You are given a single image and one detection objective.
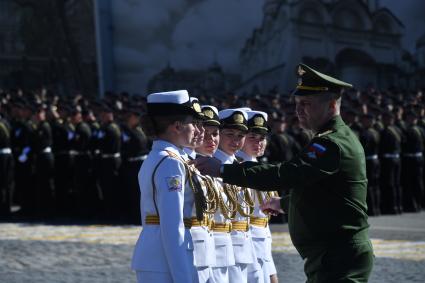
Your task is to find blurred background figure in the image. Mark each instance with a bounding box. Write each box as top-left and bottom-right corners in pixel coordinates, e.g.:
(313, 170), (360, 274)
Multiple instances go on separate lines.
(119, 108), (149, 224)
(359, 113), (381, 216)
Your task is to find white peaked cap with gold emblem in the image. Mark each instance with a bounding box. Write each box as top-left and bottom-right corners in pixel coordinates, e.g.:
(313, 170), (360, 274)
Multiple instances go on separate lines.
(147, 90), (189, 103)
(218, 108), (248, 131)
(202, 105), (219, 116)
(246, 110), (269, 134)
(247, 110), (268, 121)
(189, 97), (205, 119)
(201, 105), (220, 126)
(146, 90), (203, 118)
(235, 107), (252, 112)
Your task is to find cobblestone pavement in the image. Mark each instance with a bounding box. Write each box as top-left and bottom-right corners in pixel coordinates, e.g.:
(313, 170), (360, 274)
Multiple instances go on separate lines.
(1, 212), (424, 283)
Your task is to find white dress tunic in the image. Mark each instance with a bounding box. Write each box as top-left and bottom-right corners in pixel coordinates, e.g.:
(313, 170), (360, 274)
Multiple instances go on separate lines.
(182, 148), (217, 283)
(236, 150), (278, 283)
(132, 140), (197, 283)
(214, 149), (258, 283)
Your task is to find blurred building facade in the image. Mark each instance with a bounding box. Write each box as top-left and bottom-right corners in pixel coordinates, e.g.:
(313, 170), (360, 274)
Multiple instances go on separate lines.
(237, 0), (425, 94)
(416, 33), (425, 88)
(147, 62), (241, 97)
(0, 0), (97, 95)
(0, 0), (26, 87)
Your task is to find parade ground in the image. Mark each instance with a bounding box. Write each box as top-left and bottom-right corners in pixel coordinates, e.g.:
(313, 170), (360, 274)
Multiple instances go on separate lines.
(0, 212), (424, 283)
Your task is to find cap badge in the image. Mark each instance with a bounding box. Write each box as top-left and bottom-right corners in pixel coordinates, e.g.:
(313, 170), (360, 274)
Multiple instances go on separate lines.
(204, 109), (214, 119)
(233, 113), (244, 124)
(192, 102), (201, 113)
(254, 116), (264, 126)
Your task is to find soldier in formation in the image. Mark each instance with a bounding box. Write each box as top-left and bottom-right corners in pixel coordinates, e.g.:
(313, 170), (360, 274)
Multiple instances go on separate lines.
(0, 75), (424, 225)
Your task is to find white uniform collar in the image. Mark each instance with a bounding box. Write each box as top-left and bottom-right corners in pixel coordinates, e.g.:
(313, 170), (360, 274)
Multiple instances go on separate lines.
(183, 147), (197, 160)
(152, 140), (185, 157)
(214, 148), (236, 164)
(236, 150), (257, 162)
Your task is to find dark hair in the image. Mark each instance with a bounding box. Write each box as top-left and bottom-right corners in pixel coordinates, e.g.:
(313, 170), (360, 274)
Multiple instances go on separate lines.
(141, 114), (189, 138)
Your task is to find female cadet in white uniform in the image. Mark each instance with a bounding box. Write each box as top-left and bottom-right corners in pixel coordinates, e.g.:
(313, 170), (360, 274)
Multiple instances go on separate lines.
(183, 98), (216, 283)
(183, 97), (205, 160)
(131, 90), (205, 283)
(214, 109), (258, 283)
(194, 105), (235, 283)
(236, 110), (278, 283)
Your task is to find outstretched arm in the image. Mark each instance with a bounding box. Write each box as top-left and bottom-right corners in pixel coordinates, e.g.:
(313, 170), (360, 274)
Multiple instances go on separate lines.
(222, 138), (341, 192)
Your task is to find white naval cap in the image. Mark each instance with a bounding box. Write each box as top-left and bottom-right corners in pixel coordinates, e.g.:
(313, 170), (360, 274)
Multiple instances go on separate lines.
(189, 97), (204, 117)
(218, 108), (248, 131)
(236, 107), (252, 112)
(147, 90), (189, 104)
(247, 110), (268, 121)
(218, 108), (248, 120)
(201, 105), (220, 126)
(246, 110), (269, 134)
(146, 90), (202, 118)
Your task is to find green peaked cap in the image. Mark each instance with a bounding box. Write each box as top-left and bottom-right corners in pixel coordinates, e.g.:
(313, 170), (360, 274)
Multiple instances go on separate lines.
(293, 63), (353, 96)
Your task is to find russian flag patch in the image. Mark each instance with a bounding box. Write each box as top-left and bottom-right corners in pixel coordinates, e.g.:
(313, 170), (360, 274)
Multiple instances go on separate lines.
(307, 143), (327, 159)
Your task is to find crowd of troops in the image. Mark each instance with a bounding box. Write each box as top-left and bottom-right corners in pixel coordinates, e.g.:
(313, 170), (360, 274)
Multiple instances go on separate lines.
(0, 87), (424, 223)
(0, 89), (150, 222)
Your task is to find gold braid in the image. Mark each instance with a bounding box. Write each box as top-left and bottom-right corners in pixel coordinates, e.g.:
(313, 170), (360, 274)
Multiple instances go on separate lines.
(164, 150), (206, 221)
(200, 175), (219, 214)
(217, 182), (237, 220)
(237, 187), (255, 217)
(256, 190), (278, 205)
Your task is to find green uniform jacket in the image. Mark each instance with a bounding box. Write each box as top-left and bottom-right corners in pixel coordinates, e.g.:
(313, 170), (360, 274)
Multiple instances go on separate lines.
(222, 116), (371, 258)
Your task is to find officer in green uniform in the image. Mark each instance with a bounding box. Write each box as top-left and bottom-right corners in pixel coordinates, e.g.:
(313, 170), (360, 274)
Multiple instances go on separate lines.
(195, 63), (374, 283)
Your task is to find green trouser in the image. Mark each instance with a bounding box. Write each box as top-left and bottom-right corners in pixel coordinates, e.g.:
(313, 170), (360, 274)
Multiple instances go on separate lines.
(304, 241), (374, 283)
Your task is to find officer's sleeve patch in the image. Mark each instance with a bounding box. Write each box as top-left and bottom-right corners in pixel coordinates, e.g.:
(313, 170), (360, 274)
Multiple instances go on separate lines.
(166, 175), (183, 192)
(306, 143), (327, 159)
(301, 138), (340, 173)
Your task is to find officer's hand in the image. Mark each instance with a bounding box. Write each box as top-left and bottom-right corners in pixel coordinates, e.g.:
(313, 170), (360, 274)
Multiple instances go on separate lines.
(260, 196), (284, 216)
(190, 156), (221, 177)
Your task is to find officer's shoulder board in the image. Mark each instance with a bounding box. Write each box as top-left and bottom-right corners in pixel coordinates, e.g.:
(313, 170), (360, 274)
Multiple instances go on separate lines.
(316, 129), (335, 138)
